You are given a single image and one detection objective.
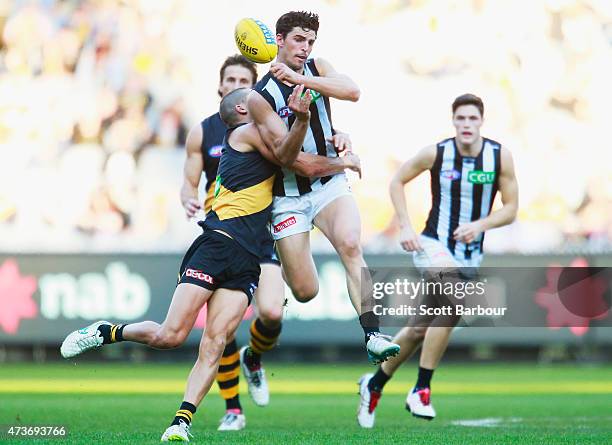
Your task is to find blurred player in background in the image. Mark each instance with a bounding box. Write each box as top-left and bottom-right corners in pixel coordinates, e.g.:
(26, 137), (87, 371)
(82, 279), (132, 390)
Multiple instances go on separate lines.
(248, 10), (400, 364)
(357, 94), (519, 427)
(181, 55), (361, 431)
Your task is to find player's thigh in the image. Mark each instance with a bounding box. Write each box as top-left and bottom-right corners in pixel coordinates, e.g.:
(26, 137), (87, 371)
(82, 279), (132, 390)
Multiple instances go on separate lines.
(276, 232), (318, 290)
(162, 283), (213, 336)
(313, 194), (362, 253)
(205, 288), (250, 339)
(255, 263), (285, 320)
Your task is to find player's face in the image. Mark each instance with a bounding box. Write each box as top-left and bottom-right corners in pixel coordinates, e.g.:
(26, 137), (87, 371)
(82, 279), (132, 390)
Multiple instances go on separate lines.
(219, 65), (255, 98)
(277, 27), (316, 71)
(453, 105), (483, 145)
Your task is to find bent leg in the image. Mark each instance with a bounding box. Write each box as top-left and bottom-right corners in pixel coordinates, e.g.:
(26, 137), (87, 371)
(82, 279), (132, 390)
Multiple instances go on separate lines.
(381, 326), (427, 376)
(276, 233), (319, 302)
(122, 283), (212, 349)
(314, 195), (366, 313)
(254, 263), (285, 328)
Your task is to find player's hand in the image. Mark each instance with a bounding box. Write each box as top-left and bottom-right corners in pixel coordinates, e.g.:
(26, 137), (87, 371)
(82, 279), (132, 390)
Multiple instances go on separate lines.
(341, 152), (361, 178)
(399, 226), (423, 252)
(271, 62), (304, 85)
(182, 198), (201, 218)
(288, 84), (311, 121)
(453, 221), (484, 244)
(327, 131), (352, 153)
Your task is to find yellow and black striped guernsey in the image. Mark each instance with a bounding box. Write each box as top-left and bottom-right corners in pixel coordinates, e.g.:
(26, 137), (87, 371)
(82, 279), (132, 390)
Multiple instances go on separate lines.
(202, 126), (278, 259)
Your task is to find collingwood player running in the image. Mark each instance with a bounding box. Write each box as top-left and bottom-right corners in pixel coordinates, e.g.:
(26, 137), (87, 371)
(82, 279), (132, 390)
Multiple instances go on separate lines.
(357, 94), (519, 427)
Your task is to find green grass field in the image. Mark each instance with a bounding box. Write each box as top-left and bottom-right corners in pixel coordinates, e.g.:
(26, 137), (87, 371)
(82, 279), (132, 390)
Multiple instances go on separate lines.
(1, 362), (611, 444)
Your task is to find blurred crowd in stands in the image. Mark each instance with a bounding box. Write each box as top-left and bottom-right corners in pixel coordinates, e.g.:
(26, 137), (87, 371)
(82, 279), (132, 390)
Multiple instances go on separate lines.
(0, 0), (610, 253)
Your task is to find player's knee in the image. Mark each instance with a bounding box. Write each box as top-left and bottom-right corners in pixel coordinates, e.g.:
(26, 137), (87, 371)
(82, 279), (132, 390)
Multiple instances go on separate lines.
(200, 332), (227, 362)
(151, 327), (187, 349)
(258, 305), (283, 325)
(291, 282), (319, 302)
(336, 233), (363, 260)
(408, 326), (427, 341)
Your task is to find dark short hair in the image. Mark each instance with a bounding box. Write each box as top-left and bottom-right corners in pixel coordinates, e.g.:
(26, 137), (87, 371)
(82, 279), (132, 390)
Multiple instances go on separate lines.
(452, 94), (484, 117)
(219, 55), (257, 86)
(276, 11), (319, 38)
(219, 88), (250, 127)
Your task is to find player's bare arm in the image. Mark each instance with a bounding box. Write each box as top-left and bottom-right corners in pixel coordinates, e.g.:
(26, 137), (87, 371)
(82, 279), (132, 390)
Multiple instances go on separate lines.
(251, 126), (361, 178)
(260, 143), (361, 178)
(270, 58), (360, 101)
(247, 85), (311, 166)
(180, 123), (204, 218)
(389, 145), (437, 252)
(453, 146), (518, 243)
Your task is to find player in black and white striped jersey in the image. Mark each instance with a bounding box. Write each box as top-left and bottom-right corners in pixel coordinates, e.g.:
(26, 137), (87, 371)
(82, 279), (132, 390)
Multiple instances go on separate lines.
(357, 94), (519, 427)
(249, 11), (400, 364)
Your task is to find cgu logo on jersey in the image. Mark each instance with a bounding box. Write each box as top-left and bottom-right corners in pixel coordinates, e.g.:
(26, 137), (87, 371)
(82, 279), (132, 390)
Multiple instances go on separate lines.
(441, 169), (461, 180)
(468, 170), (496, 184)
(208, 145), (223, 158)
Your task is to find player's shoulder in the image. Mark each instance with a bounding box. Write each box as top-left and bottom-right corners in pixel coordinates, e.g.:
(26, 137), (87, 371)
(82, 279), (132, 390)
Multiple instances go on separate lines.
(422, 143), (438, 158)
(483, 137), (503, 150)
(483, 137), (513, 159)
(435, 137), (455, 148)
(253, 71), (274, 93)
(308, 58), (323, 75)
(248, 79), (276, 112)
(231, 122), (260, 144)
(202, 111), (222, 128)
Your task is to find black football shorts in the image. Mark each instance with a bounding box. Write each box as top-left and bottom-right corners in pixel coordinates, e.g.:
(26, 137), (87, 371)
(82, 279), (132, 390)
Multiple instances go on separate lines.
(178, 229), (260, 304)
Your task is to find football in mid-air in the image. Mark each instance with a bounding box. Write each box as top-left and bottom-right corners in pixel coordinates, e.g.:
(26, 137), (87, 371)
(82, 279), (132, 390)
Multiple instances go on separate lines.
(234, 18), (278, 63)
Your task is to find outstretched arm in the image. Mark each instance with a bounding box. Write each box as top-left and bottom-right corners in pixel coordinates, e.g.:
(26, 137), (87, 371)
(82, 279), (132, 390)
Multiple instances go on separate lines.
(389, 145), (436, 252)
(292, 152), (361, 178)
(270, 58), (360, 102)
(180, 123), (204, 218)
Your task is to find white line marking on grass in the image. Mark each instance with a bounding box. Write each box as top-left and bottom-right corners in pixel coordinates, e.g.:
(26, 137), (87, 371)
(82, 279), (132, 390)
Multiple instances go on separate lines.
(451, 417), (522, 427)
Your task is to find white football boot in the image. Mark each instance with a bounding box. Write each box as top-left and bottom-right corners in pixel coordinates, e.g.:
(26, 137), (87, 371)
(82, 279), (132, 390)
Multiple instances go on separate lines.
(406, 387), (436, 420)
(366, 333), (400, 364)
(217, 412), (246, 431)
(240, 346), (269, 406)
(356, 373), (381, 428)
(60, 320), (109, 358)
(160, 420), (192, 442)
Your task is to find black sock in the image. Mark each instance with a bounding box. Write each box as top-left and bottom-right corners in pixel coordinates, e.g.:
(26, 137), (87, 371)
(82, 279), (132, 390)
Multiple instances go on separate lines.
(247, 318), (282, 369)
(415, 366), (434, 390)
(244, 346), (261, 369)
(225, 396), (242, 412)
(98, 324), (127, 344)
(359, 311), (380, 343)
(171, 401), (196, 426)
(368, 367), (391, 393)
